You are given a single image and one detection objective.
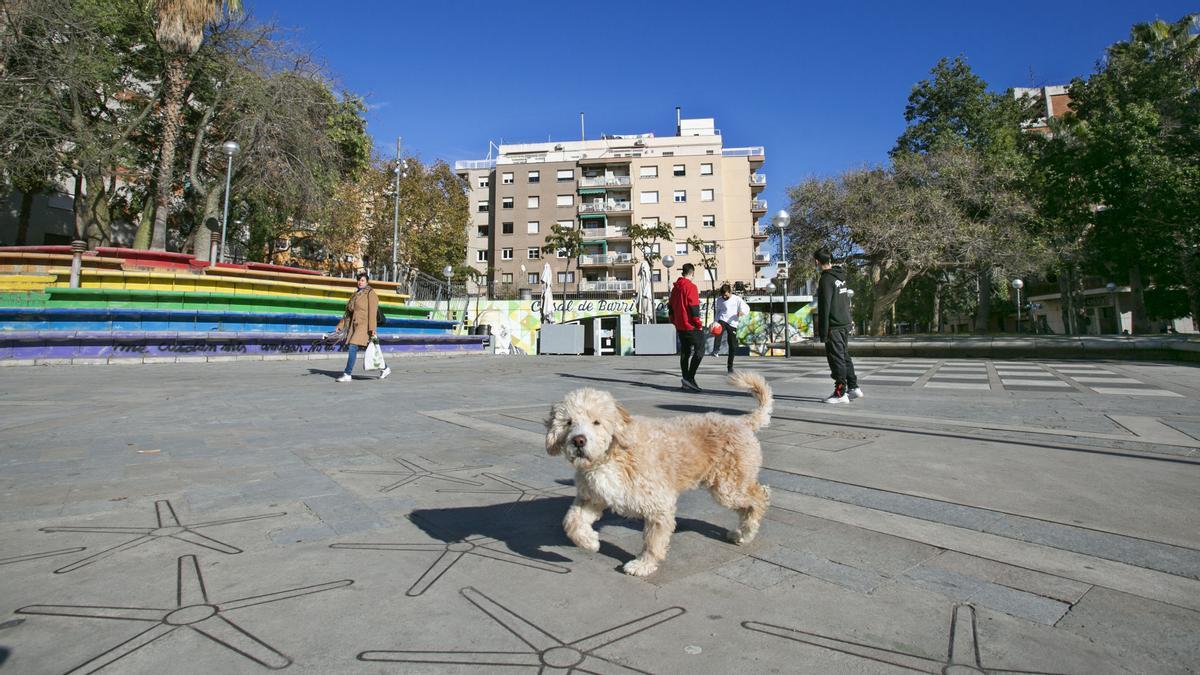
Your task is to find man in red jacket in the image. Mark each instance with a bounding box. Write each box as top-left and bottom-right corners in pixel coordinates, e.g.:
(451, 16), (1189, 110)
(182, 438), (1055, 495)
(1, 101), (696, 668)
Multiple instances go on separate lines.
(668, 263), (705, 391)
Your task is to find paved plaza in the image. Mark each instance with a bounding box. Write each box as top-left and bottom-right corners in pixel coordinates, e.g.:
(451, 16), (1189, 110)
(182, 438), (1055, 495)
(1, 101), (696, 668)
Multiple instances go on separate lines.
(1, 353), (1198, 674)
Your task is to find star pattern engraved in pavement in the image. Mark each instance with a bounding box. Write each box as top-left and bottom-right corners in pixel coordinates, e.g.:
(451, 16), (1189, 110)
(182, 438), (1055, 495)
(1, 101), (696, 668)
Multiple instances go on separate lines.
(330, 529), (569, 597)
(743, 603), (1064, 674)
(39, 499), (286, 574)
(436, 472), (574, 502)
(340, 456), (488, 493)
(0, 547), (87, 566)
(358, 586), (684, 673)
(17, 554), (353, 672)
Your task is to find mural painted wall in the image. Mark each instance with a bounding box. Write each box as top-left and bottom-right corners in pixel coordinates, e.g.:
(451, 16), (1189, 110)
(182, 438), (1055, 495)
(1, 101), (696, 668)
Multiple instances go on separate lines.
(409, 298), (813, 356)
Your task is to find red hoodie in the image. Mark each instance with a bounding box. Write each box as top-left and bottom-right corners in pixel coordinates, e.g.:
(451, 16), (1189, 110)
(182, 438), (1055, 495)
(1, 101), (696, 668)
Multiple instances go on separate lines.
(668, 276), (703, 332)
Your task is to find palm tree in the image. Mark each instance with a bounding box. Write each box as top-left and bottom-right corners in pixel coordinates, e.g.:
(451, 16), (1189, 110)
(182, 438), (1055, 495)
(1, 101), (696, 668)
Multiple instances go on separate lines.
(145, 0), (241, 250)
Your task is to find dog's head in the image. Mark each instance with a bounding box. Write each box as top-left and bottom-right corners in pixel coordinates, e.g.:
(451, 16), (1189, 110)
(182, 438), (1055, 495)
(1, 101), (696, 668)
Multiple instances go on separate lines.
(544, 388), (632, 469)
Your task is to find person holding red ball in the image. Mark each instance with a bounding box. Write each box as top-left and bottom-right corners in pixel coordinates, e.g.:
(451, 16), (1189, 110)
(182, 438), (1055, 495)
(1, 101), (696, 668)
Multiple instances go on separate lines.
(712, 283), (749, 373)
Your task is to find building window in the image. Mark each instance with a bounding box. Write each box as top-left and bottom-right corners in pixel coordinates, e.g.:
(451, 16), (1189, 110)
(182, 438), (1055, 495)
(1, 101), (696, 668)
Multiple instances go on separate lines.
(641, 216), (659, 228)
(700, 163), (713, 175)
(675, 242), (689, 255)
(502, 222), (514, 234)
(557, 271), (576, 283)
(528, 247), (541, 259)
(557, 168), (574, 181)
(527, 196), (539, 208)
(702, 215), (715, 228)
(477, 200), (489, 213)
(477, 225), (489, 237)
(501, 247), (513, 260)
(476, 250), (488, 262)
(702, 241), (716, 254)
(528, 170), (540, 183)
(478, 176), (490, 188)
(640, 191), (658, 204)
(556, 194), (573, 207)
(673, 190), (686, 203)
(501, 273), (513, 284)
(652, 269), (662, 282)
(527, 221), (539, 234)
(673, 164), (685, 177)
(528, 273), (540, 284)
(705, 267), (717, 282)
(556, 219), (574, 230)
(674, 215), (687, 228)
(502, 172), (514, 185)
(701, 189), (714, 202)
(650, 243), (661, 255)
(556, 248), (568, 258)
(502, 196), (513, 209)
(639, 165), (658, 178)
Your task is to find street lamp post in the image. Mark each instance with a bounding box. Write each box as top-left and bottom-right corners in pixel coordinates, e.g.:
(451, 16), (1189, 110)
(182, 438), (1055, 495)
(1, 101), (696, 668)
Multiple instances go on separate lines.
(1105, 282), (1121, 334)
(846, 288), (856, 335)
(773, 210), (791, 358)
(1011, 278), (1024, 334)
(392, 138), (404, 282)
(766, 281), (777, 347)
(217, 140), (240, 264)
(661, 255), (675, 323)
(443, 265), (454, 323)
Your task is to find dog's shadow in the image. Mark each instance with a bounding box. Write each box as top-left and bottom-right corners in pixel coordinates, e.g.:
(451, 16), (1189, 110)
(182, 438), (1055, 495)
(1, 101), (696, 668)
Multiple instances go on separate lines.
(408, 495), (733, 570)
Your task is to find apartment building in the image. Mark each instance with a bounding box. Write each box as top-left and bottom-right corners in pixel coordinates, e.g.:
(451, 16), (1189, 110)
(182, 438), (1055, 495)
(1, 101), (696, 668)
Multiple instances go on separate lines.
(1014, 85), (1073, 135)
(455, 116), (768, 299)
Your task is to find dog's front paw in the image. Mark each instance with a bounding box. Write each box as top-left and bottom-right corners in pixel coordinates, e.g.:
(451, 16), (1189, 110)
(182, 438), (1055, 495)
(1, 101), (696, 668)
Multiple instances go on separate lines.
(568, 530), (600, 552)
(727, 529), (746, 545)
(622, 558), (659, 577)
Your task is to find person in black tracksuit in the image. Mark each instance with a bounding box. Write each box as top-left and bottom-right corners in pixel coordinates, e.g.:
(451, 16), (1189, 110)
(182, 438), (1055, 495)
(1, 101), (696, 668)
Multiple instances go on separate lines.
(814, 247), (862, 404)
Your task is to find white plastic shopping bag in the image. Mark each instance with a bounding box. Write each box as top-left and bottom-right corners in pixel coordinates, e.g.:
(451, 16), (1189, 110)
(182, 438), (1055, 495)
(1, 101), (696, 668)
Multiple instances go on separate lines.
(364, 339), (386, 371)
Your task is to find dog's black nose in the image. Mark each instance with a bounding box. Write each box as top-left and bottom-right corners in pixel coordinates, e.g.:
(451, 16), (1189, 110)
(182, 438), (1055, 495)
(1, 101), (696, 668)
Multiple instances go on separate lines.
(571, 435), (586, 448)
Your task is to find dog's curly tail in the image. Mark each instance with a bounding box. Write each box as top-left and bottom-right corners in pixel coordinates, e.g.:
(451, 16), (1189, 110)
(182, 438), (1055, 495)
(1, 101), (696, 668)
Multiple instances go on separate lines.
(728, 371), (773, 430)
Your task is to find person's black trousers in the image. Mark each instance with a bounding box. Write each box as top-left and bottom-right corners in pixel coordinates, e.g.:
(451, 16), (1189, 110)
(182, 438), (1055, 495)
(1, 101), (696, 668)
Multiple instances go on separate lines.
(718, 320), (738, 370)
(824, 326), (858, 388)
(678, 329), (705, 382)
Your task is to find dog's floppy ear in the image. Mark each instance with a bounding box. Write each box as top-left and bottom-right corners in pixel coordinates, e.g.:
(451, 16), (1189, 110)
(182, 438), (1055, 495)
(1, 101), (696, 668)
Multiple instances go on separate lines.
(544, 403), (567, 456)
(611, 403), (634, 448)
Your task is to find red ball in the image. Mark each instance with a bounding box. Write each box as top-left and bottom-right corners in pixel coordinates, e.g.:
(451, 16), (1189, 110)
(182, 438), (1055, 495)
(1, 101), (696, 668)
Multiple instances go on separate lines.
(710, 323), (723, 336)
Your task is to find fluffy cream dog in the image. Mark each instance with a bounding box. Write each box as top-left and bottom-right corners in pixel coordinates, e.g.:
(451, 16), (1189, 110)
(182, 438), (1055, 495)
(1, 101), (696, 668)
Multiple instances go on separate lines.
(544, 372), (772, 576)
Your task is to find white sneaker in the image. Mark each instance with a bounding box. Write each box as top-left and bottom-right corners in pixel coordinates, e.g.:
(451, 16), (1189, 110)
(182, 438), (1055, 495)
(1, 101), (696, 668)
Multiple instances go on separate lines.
(335, 374), (352, 383)
(848, 387), (864, 400)
(379, 367), (391, 380)
(822, 388), (849, 404)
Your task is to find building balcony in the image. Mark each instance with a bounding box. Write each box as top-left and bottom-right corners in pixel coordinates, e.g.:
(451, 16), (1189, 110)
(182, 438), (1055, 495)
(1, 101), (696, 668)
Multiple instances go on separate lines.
(751, 199), (768, 213)
(753, 253), (771, 266)
(578, 252), (635, 267)
(749, 173), (766, 192)
(580, 225), (631, 239)
(579, 175), (632, 188)
(579, 200), (632, 214)
(751, 225), (769, 241)
(578, 279), (635, 292)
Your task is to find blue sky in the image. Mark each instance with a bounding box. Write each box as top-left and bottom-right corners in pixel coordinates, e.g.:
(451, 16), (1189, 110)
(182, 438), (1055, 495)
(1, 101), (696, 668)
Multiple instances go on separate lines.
(247, 1), (1196, 218)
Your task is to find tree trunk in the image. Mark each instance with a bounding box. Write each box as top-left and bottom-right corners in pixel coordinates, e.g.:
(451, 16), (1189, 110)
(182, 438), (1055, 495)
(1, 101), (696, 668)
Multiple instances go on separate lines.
(15, 189), (34, 245)
(869, 267), (915, 337)
(931, 279), (942, 333)
(72, 173), (87, 241)
(974, 268), (993, 333)
(1127, 265), (1151, 334)
(150, 55), (188, 251)
(192, 190), (222, 262)
(132, 198), (154, 250)
(1057, 269), (1075, 336)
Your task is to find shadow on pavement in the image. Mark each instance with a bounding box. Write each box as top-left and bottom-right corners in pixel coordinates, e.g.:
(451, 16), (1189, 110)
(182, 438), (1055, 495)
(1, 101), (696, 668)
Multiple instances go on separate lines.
(409, 496), (732, 569)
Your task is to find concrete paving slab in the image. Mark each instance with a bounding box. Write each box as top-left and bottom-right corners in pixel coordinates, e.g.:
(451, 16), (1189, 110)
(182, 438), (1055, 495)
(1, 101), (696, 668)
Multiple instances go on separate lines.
(0, 355), (1197, 673)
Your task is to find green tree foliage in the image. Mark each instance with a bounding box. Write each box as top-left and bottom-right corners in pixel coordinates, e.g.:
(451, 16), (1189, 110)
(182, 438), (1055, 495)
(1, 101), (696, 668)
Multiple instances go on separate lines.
(1048, 14), (1200, 326)
(789, 148), (1041, 335)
